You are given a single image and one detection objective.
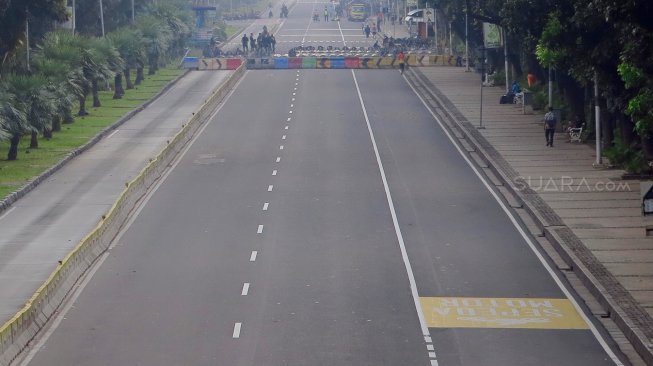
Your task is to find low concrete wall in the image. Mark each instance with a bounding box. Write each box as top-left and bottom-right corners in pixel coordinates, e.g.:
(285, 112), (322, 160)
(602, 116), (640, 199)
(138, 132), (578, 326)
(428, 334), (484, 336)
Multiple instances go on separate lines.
(0, 64), (246, 366)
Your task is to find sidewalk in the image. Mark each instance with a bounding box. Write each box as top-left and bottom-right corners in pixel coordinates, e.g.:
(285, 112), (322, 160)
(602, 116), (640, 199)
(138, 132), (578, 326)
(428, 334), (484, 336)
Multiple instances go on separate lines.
(408, 66), (653, 364)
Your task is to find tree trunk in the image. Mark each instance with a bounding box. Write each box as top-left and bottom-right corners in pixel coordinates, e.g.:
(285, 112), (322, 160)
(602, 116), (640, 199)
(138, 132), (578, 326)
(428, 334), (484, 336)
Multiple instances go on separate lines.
(52, 116), (62, 132)
(125, 68), (134, 89)
(135, 67), (144, 85)
(113, 73), (124, 99)
(78, 96), (89, 116)
(64, 107), (75, 123)
(30, 130), (38, 149)
(620, 113), (637, 146)
(600, 98), (614, 149)
(44, 126), (53, 139)
(8, 134), (20, 160)
(148, 62), (156, 75)
(92, 79), (101, 108)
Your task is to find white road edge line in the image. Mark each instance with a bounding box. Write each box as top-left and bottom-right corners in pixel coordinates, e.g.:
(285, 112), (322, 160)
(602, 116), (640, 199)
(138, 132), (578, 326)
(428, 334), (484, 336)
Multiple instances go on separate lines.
(107, 129), (120, 139)
(0, 207), (16, 222)
(405, 75), (624, 366)
(250, 251), (258, 261)
(17, 70), (251, 366)
(351, 69), (433, 346)
(233, 322), (242, 338)
(241, 283), (250, 296)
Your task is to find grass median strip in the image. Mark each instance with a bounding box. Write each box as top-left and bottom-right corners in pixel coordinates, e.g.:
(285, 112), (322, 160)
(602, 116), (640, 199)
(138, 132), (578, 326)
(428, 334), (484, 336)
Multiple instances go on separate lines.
(0, 66), (185, 199)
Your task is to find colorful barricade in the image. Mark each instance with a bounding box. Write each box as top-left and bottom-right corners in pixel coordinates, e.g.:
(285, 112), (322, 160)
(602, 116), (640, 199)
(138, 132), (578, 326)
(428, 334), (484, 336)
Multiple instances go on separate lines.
(182, 57), (199, 69)
(316, 57), (331, 69)
(359, 57), (379, 69)
(247, 58), (273, 69)
(345, 57), (359, 69)
(240, 55), (458, 70)
(288, 57), (303, 69)
(196, 58), (242, 70)
(330, 57), (345, 69)
(302, 57), (317, 69)
(376, 57), (396, 68)
(274, 57), (289, 69)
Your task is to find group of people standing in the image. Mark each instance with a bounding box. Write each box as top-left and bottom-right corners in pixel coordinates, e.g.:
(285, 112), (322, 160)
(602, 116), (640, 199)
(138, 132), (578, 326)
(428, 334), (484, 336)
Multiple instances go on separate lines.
(241, 26), (276, 56)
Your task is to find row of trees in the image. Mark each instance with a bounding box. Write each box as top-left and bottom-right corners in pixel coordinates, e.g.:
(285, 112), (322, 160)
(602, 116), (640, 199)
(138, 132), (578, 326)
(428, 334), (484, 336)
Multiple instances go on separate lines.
(0, 0), (194, 160)
(434, 0), (653, 172)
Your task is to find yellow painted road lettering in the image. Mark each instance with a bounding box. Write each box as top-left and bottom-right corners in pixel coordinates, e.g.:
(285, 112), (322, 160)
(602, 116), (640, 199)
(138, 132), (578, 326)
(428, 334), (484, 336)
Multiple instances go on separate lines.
(420, 297), (588, 329)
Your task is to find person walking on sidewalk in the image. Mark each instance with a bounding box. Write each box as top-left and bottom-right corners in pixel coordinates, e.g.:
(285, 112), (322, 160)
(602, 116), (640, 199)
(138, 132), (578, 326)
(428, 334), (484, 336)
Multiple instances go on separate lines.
(544, 107), (557, 147)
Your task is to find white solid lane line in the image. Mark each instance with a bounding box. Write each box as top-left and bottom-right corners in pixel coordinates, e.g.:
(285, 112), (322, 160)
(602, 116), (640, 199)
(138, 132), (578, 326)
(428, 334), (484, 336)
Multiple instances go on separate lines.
(241, 283), (250, 296)
(257, 225), (264, 234)
(263, 202), (269, 211)
(233, 323), (242, 338)
(250, 251), (258, 261)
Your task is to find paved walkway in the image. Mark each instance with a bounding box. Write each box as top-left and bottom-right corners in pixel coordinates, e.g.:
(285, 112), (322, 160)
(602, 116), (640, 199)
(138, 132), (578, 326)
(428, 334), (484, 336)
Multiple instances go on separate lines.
(411, 66), (653, 364)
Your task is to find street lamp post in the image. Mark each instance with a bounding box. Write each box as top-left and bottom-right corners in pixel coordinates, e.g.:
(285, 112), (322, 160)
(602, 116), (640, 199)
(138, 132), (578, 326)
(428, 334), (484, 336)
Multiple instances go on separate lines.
(99, 0), (105, 37)
(465, 8), (469, 71)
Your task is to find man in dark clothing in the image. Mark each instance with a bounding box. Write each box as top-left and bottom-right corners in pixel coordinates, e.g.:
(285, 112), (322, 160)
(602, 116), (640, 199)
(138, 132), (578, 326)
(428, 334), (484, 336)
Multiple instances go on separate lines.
(241, 34), (249, 53)
(364, 24), (371, 38)
(544, 107), (557, 147)
(249, 33), (256, 52)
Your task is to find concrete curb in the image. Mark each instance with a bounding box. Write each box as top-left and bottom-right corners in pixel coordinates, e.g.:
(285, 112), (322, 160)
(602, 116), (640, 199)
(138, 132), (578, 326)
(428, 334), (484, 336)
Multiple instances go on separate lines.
(406, 67), (653, 365)
(0, 65), (246, 366)
(0, 68), (191, 216)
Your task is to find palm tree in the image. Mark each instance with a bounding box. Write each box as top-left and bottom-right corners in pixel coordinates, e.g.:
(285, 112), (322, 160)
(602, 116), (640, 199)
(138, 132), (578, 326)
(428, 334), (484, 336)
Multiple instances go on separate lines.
(88, 37), (124, 103)
(0, 83), (29, 160)
(5, 74), (57, 149)
(109, 28), (145, 91)
(37, 31), (91, 117)
(137, 16), (172, 76)
(32, 57), (80, 133)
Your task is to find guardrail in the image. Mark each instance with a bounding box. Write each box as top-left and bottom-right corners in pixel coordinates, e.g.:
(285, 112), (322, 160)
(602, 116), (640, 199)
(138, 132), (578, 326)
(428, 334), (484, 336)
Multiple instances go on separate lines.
(0, 63), (246, 366)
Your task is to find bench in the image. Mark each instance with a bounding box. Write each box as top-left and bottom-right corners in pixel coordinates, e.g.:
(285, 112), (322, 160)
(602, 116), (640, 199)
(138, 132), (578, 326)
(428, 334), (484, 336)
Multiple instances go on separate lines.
(568, 126), (583, 142)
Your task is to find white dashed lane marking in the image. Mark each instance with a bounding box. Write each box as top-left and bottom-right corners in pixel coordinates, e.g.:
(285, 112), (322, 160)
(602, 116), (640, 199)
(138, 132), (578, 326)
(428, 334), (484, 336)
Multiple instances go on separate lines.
(233, 323), (242, 338)
(280, 145), (284, 150)
(263, 202), (269, 211)
(282, 135), (286, 140)
(276, 157), (281, 163)
(273, 170), (278, 175)
(250, 251), (258, 261)
(241, 283), (250, 296)
(257, 225), (264, 234)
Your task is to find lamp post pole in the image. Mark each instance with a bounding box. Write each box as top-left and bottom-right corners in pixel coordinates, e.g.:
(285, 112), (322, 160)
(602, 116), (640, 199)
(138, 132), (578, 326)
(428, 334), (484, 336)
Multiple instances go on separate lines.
(465, 8), (469, 71)
(99, 0), (105, 37)
(594, 72), (602, 166)
(131, 0), (135, 23)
